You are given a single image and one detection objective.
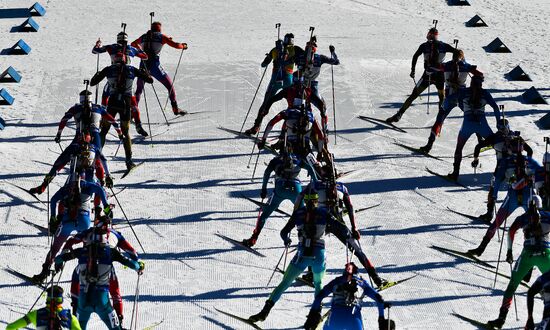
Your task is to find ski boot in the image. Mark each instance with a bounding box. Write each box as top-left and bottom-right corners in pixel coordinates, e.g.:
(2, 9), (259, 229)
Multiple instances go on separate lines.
(172, 104), (188, 116)
(447, 170), (459, 182)
(478, 210), (493, 223)
(31, 264), (50, 284)
(242, 235), (258, 248)
(468, 237), (490, 257)
(249, 299), (274, 323)
(244, 126), (259, 137)
(486, 307), (508, 329)
(385, 112), (402, 124)
(126, 160), (137, 171)
(136, 123), (149, 137)
(418, 142), (433, 154)
(301, 270), (314, 285)
(29, 175), (53, 195)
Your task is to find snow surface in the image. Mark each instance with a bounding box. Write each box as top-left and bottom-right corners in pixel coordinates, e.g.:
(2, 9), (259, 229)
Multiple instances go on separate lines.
(1, 0), (550, 329)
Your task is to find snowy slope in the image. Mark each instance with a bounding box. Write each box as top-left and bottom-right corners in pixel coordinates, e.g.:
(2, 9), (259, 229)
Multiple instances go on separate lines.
(1, 0), (550, 329)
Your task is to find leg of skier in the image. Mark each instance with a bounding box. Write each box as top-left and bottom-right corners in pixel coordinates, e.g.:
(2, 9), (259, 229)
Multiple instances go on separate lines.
(109, 271), (124, 322)
(70, 267), (80, 315)
(386, 75), (429, 123)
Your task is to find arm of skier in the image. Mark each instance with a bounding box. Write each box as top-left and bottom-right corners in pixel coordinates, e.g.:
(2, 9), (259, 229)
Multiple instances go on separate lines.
(320, 52), (339, 66)
(57, 106), (77, 136)
(473, 134), (494, 159)
(162, 34), (187, 49)
(523, 141), (534, 158)
(6, 310), (37, 330)
(312, 120), (325, 153)
(96, 149), (111, 177)
(127, 45), (148, 60)
(410, 45), (423, 75)
(484, 90), (501, 121)
(260, 112), (284, 142)
(82, 181), (109, 208)
(310, 278), (338, 311)
(358, 277), (386, 317)
(112, 229), (139, 260)
(136, 67), (154, 84)
(130, 36), (143, 50)
(112, 248), (142, 272)
(342, 185), (357, 231)
(310, 91), (327, 124)
(49, 188), (65, 219)
(262, 158), (277, 193)
(90, 67), (108, 86)
(100, 108), (122, 137)
(71, 314), (82, 329)
(261, 49), (274, 67)
(507, 216), (523, 252)
(280, 215), (296, 245)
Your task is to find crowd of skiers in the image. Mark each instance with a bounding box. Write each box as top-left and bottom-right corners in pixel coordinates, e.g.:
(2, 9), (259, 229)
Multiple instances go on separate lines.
(382, 24), (550, 329)
(6, 17), (550, 330)
(6, 19), (188, 330)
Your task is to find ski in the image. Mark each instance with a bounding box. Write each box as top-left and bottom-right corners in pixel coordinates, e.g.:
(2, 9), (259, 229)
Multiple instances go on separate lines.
(451, 313), (493, 329)
(336, 169), (357, 179)
(120, 162), (145, 180)
(4, 181), (47, 207)
(5, 267), (46, 289)
(133, 129), (169, 143)
(355, 203), (382, 214)
(377, 274), (418, 292)
(275, 267), (315, 287)
(21, 218), (48, 234)
(108, 186), (127, 198)
(470, 261), (530, 289)
(425, 167), (468, 189)
(240, 194), (291, 217)
(446, 207), (490, 225)
(214, 308), (263, 330)
(218, 126), (259, 141)
(142, 319), (164, 330)
(430, 245), (495, 269)
(465, 145), (494, 158)
(315, 310), (331, 330)
(215, 233), (266, 257)
(357, 116), (407, 133)
(393, 142), (444, 161)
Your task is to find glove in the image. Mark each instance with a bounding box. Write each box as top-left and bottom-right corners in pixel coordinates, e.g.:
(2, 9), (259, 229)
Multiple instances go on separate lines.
(54, 133), (61, 144)
(280, 232), (292, 247)
(378, 317), (396, 330)
(95, 38), (101, 48)
(54, 262), (63, 273)
(98, 177), (105, 187)
(118, 133), (124, 141)
(506, 249), (513, 264)
(260, 188), (267, 199)
(303, 309), (322, 330)
(105, 175), (114, 189)
(383, 301), (392, 309)
(138, 261), (145, 275)
(409, 70), (415, 79)
(104, 204), (114, 218)
(351, 228), (361, 240)
(181, 43), (188, 50)
(471, 158), (479, 168)
(329, 45), (335, 53)
(257, 139), (266, 150)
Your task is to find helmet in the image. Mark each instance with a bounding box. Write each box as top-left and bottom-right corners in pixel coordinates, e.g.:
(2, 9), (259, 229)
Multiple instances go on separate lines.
(497, 119), (510, 136)
(453, 49), (464, 62)
(79, 90), (92, 104)
(85, 216), (111, 246)
(45, 285), (64, 308)
(283, 33), (294, 46)
(117, 31), (128, 44)
(303, 187), (319, 209)
(470, 74), (484, 88)
(427, 27), (439, 40)
(151, 21), (162, 33)
(344, 262), (359, 275)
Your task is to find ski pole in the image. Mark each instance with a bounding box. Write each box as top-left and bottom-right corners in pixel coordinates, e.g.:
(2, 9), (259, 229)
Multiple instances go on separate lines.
(412, 77), (422, 100)
(493, 215), (509, 288)
(510, 263), (518, 321)
(95, 53), (100, 104)
(109, 188), (146, 253)
(143, 85), (153, 145)
(266, 246), (286, 288)
(150, 84), (170, 126)
(130, 274), (141, 330)
(330, 48), (337, 145)
(114, 139), (123, 158)
(387, 305), (391, 330)
(239, 66), (268, 133)
(251, 146), (262, 181)
(57, 141), (64, 153)
(282, 244), (289, 271)
(247, 130), (260, 168)
(162, 47), (185, 113)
